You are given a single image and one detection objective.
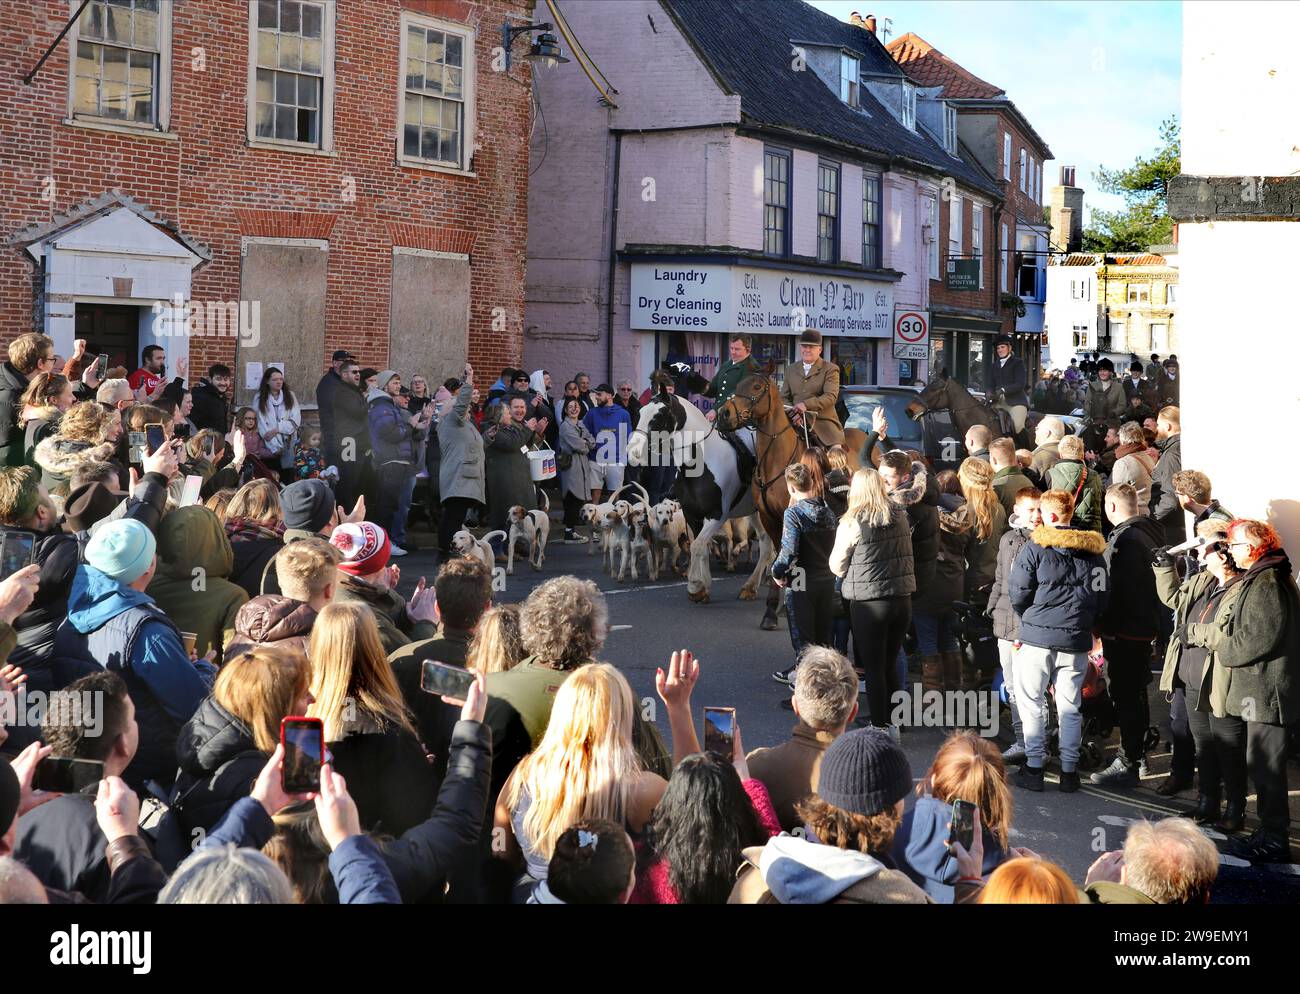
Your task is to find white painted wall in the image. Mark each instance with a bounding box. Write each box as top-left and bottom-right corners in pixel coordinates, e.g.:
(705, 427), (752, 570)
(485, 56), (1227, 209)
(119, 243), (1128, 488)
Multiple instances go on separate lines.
(1179, 2), (1300, 563)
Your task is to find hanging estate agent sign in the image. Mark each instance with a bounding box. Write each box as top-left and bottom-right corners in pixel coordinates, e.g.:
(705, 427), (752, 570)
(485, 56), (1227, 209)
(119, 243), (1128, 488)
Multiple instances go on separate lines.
(630, 263), (893, 337)
(945, 257), (980, 291)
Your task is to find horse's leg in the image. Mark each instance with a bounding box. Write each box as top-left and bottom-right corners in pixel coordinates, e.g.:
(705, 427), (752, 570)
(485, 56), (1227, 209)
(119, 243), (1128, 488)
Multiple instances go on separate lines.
(739, 523), (773, 601)
(687, 517), (721, 603)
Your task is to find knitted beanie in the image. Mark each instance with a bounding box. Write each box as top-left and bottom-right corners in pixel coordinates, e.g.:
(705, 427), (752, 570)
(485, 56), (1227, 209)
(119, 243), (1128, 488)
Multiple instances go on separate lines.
(815, 727), (912, 817)
(329, 522), (391, 577)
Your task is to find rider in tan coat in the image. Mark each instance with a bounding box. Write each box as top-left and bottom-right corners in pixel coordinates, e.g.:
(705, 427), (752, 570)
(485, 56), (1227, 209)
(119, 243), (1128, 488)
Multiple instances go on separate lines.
(780, 329), (844, 447)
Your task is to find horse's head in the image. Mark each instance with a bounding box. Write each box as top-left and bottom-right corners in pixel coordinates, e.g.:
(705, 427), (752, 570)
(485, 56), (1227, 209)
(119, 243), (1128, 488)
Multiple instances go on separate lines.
(907, 368), (951, 421)
(628, 385), (686, 467)
(716, 374), (776, 431)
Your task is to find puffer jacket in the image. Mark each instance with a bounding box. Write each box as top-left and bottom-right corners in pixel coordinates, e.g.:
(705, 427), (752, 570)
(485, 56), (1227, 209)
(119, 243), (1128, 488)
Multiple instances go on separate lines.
(1183, 551), (1300, 726)
(1046, 459), (1103, 533)
(1155, 564), (1241, 717)
(832, 504), (916, 602)
(34, 436), (116, 496)
(887, 461), (939, 597)
(913, 494), (970, 616)
(988, 519), (1032, 641)
(22, 406), (61, 466)
(224, 594), (318, 658)
(369, 391), (420, 466)
(147, 506), (248, 663)
(170, 695), (267, 836)
(0, 361), (30, 467)
(1008, 524), (1109, 652)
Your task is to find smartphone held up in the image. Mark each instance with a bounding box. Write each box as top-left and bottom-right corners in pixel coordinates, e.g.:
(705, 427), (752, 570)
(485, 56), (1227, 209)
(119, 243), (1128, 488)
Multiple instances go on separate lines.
(703, 706), (735, 760)
(280, 716), (324, 794)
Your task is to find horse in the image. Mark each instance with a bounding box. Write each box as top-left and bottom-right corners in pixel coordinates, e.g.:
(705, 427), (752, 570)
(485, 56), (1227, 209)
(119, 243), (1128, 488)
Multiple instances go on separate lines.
(713, 374), (869, 631)
(905, 370), (1033, 451)
(626, 387), (772, 606)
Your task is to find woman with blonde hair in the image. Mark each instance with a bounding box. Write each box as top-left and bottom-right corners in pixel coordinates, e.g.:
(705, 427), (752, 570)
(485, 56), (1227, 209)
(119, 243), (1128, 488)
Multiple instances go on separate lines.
(224, 478), (286, 597)
(467, 603), (526, 674)
(170, 647), (313, 840)
(33, 399), (117, 496)
(831, 468), (915, 731)
(893, 731), (1014, 901)
(979, 857), (1083, 904)
(494, 662), (667, 902)
(308, 601), (434, 835)
(19, 371), (75, 464)
(205, 487), (238, 521)
(956, 457), (1008, 625)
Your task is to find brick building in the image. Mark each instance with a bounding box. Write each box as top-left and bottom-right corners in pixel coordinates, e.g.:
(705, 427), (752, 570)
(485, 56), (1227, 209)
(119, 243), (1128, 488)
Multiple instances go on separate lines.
(1, 0), (532, 411)
(889, 31), (1053, 383)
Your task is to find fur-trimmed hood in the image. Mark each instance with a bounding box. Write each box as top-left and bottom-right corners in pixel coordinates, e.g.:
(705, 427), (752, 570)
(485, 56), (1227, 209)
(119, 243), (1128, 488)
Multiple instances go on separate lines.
(937, 493), (971, 534)
(1030, 524), (1106, 554)
(21, 404), (61, 426)
(889, 461), (935, 508)
(34, 436), (115, 478)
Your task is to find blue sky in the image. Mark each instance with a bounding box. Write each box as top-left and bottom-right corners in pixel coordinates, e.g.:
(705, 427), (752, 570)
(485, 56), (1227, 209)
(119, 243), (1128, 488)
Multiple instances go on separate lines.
(808, 0), (1181, 218)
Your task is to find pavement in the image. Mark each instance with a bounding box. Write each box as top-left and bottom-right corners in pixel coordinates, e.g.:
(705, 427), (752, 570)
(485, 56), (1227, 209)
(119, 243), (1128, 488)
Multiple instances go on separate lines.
(391, 519), (1300, 902)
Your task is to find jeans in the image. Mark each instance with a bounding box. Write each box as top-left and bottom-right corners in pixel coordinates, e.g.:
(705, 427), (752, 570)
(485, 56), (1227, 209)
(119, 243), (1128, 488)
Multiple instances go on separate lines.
(914, 611), (959, 655)
(373, 462), (414, 545)
(394, 468), (418, 546)
(1184, 684), (1246, 806)
(786, 581), (835, 663)
(1014, 644), (1088, 771)
(1102, 638), (1152, 764)
(1168, 684), (1196, 782)
(848, 596), (911, 728)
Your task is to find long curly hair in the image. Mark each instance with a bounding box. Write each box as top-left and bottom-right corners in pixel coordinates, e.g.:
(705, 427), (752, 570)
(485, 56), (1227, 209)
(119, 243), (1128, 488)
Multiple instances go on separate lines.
(795, 795), (903, 857)
(519, 576), (607, 669)
(644, 752), (767, 904)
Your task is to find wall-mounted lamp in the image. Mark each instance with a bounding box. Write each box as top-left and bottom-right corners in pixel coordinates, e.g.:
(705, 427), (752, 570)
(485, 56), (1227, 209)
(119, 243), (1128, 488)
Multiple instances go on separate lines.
(502, 21), (570, 70)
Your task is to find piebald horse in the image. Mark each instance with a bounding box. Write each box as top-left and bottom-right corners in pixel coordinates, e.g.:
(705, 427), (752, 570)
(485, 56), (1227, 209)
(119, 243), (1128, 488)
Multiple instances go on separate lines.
(714, 374), (870, 630)
(626, 387), (772, 605)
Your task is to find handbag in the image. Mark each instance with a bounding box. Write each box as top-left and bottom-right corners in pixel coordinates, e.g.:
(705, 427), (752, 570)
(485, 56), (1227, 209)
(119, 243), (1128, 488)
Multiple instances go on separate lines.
(557, 451), (573, 471)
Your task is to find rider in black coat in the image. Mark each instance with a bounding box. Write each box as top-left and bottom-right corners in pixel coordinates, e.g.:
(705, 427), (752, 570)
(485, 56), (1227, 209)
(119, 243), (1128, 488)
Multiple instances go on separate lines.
(985, 336), (1029, 409)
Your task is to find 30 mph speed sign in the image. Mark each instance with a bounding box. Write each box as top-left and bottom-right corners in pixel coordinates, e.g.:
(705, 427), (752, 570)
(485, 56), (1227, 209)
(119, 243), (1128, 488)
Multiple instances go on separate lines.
(893, 307), (930, 360)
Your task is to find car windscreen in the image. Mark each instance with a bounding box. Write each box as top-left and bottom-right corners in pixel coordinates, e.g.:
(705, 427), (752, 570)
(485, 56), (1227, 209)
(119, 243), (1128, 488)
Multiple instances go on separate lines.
(843, 392), (924, 447)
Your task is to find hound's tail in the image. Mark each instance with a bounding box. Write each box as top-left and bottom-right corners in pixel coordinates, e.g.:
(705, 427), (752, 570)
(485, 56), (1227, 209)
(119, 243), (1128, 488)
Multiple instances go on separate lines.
(481, 529), (507, 545)
(611, 479), (652, 507)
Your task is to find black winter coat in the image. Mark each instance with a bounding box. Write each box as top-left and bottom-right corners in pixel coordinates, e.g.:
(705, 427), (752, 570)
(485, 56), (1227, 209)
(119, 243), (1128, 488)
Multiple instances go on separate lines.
(1009, 525), (1110, 652)
(170, 695), (266, 836)
(14, 789), (112, 902)
(229, 535), (283, 599)
(0, 362), (30, 467)
(1148, 434), (1184, 545)
(328, 719), (438, 838)
(1097, 515), (1166, 640)
(378, 718), (493, 903)
(316, 370), (342, 449)
(888, 461), (940, 597)
(989, 525), (1031, 641)
(913, 494), (971, 616)
(190, 379), (231, 434)
(328, 379), (371, 464)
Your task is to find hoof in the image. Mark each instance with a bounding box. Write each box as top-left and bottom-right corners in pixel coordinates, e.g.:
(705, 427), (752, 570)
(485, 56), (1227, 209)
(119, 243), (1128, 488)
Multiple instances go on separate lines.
(687, 588), (710, 604)
(738, 586), (757, 601)
(759, 612), (779, 631)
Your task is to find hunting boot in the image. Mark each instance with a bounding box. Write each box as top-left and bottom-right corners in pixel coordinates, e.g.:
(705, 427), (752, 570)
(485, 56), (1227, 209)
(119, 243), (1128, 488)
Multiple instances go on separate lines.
(941, 650), (964, 692)
(921, 654), (943, 695)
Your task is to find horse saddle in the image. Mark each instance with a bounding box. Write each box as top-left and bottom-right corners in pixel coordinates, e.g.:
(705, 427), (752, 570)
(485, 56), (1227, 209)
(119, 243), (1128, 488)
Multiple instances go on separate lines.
(719, 429), (756, 483)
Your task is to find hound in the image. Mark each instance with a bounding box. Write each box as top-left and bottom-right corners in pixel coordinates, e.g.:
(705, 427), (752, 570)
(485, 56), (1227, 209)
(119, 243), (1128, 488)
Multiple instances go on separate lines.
(650, 499), (692, 576)
(507, 505), (550, 573)
(451, 528), (505, 570)
(625, 502), (658, 582)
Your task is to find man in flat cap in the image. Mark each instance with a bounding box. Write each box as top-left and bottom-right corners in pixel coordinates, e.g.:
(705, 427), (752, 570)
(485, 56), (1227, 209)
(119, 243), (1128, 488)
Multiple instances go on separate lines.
(780, 329), (843, 447)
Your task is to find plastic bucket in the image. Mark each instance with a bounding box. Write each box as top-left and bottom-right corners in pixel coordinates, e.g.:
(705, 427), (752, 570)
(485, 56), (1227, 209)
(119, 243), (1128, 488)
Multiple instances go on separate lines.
(528, 448), (556, 481)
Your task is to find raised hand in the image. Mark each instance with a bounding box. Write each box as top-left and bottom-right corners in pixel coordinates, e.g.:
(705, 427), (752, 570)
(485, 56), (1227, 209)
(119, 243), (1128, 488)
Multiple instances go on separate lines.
(0, 564), (41, 626)
(314, 763), (362, 851)
(655, 648), (700, 712)
(95, 776), (141, 843)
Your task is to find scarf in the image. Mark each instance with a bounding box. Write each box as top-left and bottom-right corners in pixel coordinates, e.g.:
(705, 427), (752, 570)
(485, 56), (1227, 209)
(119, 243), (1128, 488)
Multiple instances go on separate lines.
(225, 516), (286, 543)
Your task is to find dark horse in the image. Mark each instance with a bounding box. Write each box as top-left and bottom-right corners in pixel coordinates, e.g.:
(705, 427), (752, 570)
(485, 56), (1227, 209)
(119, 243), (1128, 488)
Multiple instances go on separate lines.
(905, 370), (1035, 451)
(715, 374), (869, 631)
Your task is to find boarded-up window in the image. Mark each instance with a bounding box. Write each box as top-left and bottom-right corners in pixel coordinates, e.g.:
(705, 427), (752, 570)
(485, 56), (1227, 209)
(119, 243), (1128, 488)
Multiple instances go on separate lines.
(389, 248), (469, 386)
(237, 239), (328, 406)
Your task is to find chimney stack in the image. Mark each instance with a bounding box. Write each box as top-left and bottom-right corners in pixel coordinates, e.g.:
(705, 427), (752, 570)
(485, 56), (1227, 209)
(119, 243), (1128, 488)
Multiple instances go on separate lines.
(849, 12), (878, 35)
(1049, 165), (1084, 254)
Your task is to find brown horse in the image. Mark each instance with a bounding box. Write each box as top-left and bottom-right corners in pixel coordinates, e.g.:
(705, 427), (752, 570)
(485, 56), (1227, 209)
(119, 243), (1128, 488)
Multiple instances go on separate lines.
(715, 374), (869, 630)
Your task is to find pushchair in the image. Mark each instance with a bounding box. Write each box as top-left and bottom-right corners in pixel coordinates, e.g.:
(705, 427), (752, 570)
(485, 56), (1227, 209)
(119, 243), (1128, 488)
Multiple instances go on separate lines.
(982, 634), (1118, 772)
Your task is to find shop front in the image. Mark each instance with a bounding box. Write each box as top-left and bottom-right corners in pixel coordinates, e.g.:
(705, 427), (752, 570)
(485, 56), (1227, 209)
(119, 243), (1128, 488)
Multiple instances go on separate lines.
(928, 313), (1004, 393)
(629, 256), (898, 410)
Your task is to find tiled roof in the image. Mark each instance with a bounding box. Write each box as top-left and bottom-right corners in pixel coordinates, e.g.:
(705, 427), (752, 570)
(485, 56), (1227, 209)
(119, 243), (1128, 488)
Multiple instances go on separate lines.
(661, 0), (1001, 197)
(886, 32), (1004, 99)
(1054, 253), (1168, 266)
